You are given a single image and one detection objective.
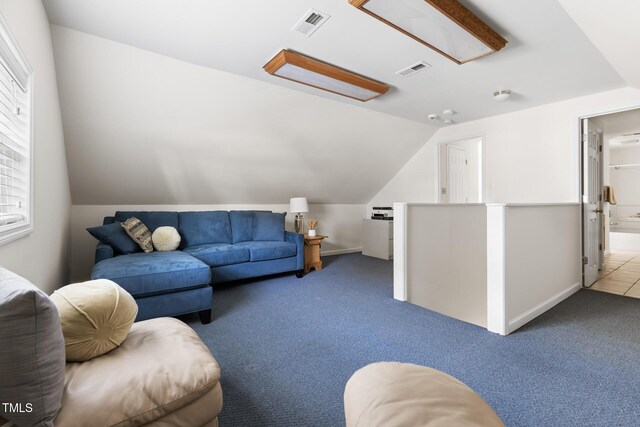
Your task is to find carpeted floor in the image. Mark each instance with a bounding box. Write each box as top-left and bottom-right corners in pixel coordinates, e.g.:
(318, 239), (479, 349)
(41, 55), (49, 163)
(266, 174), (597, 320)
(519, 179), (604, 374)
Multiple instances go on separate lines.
(185, 253), (640, 427)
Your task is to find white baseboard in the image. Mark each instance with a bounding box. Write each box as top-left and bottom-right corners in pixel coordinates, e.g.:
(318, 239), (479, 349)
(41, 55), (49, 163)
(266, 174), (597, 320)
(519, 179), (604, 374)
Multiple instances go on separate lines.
(322, 247), (362, 256)
(506, 282), (581, 334)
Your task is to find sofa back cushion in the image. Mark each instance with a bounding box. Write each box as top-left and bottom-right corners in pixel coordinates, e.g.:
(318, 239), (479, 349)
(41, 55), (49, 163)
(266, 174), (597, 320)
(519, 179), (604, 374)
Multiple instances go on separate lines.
(253, 212), (286, 241)
(179, 211), (232, 247)
(229, 210), (271, 243)
(0, 268), (65, 426)
(114, 211), (179, 233)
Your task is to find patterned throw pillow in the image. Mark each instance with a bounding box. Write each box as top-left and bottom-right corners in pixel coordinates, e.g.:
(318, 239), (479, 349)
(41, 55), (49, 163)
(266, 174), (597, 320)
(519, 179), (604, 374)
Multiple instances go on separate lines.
(122, 217), (154, 253)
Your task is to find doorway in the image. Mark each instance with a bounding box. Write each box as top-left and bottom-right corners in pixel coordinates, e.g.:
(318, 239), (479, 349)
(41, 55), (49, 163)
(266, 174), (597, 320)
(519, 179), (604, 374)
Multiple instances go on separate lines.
(437, 137), (483, 204)
(581, 107), (640, 298)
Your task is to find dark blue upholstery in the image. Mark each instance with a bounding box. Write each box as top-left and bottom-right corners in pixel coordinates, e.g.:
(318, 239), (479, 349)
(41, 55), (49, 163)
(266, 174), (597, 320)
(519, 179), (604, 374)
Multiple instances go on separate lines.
(114, 211), (178, 233)
(230, 211), (256, 243)
(95, 243), (114, 264)
(184, 243), (250, 267)
(86, 222), (140, 255)
(91, 251), (211, 298)
(178, 211), (232, 247)
(235, 241), (297, 262)
(253, 212), (286, 241)
(90, 211), (305, 323)
(212, 256), (299, 283)
(134, 286), (212, 321)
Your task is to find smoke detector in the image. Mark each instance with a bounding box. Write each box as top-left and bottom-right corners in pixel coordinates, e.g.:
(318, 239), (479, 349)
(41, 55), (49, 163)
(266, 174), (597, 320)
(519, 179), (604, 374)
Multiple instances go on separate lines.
(493, 89), (512, 102)
(291, 9), (330, 37)
(396, 61), (431, 77)
(427, 113), (440, 121)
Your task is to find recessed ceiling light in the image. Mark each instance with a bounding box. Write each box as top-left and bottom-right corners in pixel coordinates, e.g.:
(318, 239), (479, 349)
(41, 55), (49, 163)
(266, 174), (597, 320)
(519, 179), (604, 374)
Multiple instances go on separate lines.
(427, 113), (439, 121)
(443, 119), (455, 125)
(442, 109), (455, 116)
(493, 90), (512, 102)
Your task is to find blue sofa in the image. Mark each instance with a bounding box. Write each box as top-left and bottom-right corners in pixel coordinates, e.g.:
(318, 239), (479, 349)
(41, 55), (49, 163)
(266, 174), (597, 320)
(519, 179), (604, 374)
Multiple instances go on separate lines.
(90, 210), (304, 324)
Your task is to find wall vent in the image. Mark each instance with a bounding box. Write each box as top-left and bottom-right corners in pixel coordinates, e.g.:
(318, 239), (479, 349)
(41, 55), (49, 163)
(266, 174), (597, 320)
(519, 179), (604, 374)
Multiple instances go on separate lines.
(396, 61), (432, 77)
(291, 9), (330, 37)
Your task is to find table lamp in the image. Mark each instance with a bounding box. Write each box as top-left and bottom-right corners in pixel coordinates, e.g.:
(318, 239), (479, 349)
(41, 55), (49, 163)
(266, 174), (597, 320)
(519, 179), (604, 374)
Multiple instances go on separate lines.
(289, 197), (309, 234)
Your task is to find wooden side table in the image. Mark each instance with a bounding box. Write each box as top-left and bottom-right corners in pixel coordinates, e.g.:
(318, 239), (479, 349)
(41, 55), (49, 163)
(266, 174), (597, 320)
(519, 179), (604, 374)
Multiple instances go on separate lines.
(304, 234), (327, 273)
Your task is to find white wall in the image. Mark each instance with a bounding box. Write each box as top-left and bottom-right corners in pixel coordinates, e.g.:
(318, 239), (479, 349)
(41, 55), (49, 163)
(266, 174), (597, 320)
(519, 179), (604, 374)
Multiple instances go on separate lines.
(51, 25), (436, 206)
(369, 87), (640, 209)
(0, 0), (70, 293)
(402, 204), (487, 328)
(71, 204), (364, 282)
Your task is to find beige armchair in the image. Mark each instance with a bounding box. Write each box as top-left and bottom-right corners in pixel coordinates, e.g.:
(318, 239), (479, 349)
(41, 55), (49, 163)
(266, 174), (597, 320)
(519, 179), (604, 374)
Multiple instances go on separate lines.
(0, 268), (222, 427)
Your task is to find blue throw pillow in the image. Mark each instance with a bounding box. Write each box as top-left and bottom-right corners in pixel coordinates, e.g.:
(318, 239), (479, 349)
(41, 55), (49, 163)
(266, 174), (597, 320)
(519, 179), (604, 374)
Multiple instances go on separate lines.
(86, 222), (140, 255)
(253, 212), (286, 241)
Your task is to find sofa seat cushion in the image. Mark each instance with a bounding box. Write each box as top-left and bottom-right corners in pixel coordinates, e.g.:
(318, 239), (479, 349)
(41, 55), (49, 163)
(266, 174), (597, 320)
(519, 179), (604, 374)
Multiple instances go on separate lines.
(235, 241), (297, 262)
(54, 318), (222, 427)
(184, 243), (250, 267)
(91, 252), (211, 298)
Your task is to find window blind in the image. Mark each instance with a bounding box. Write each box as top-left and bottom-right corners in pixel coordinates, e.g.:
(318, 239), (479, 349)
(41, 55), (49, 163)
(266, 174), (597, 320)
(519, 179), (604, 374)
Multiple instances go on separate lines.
(0, 15), (31, 242)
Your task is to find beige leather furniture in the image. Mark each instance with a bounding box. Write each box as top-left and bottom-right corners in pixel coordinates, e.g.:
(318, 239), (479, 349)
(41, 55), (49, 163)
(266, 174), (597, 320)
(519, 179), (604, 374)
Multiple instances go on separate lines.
(55, 317), (222, 427)
(344, 362), (504, 427)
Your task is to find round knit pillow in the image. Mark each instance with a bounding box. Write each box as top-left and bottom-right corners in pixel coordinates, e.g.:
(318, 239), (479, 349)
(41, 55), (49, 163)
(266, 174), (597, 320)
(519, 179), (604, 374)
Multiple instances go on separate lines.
(152, 226), (181, 251)
(51, 279), (138, 362)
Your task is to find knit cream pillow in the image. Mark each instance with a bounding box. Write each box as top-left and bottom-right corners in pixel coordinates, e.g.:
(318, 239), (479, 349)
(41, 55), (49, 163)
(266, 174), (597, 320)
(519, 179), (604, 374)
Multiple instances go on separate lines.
(51, 280), (138, 362)
(152, 226), (181, 251)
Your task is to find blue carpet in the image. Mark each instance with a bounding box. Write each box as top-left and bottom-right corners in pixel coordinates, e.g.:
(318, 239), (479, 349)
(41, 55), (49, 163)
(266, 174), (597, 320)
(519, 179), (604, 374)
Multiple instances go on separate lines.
(185, 253), (640, 426)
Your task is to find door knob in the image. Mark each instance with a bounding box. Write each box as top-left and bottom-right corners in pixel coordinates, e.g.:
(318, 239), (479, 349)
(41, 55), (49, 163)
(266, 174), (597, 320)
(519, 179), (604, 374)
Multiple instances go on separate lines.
(594, 209), (603, 213)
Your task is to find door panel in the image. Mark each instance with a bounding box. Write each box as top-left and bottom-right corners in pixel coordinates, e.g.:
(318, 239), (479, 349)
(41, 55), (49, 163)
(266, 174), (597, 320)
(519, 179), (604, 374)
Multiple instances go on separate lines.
(447, 146), (467, 203)
(583, 119), (602, 287)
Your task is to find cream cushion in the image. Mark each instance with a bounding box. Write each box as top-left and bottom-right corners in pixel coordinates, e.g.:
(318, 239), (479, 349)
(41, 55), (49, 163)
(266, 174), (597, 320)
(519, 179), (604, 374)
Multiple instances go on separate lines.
(344, 362), (504, 427)
(152, 226), (181, 251)
(54, 318), (222, 427)
(51, 279), (138, 362)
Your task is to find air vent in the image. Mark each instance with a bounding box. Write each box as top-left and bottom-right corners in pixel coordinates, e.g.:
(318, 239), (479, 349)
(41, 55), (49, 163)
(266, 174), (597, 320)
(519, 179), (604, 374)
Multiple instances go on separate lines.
(396, 61), (431, 77)
(292, 9), (330, 37)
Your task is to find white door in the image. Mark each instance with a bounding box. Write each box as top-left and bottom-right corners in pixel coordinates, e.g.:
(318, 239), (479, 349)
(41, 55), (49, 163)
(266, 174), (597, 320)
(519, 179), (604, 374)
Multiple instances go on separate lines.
(447, 145), (467, 203)
(583, 118), (602, 287)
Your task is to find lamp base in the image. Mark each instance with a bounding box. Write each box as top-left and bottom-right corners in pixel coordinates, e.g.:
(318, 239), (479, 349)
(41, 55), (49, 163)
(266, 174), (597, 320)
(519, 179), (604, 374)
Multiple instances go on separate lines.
(294, 213), (304, 234)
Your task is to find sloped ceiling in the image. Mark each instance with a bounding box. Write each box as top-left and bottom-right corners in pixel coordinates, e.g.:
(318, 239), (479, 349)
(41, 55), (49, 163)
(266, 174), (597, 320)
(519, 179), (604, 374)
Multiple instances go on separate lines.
(43, 0), (624, 125)
(559, 0), (640, 89)
(51, 26), (436, 205)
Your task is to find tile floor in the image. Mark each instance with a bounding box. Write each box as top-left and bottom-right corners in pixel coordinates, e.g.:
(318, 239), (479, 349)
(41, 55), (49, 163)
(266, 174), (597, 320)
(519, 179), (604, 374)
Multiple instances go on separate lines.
(588, 249), (640, 298)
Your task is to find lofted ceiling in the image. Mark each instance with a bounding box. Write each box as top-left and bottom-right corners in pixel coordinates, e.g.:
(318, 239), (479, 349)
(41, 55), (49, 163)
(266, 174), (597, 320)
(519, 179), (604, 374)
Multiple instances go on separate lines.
(558, 0), (640, 90)
(49, 26), (436, 205)
(43, 0), (625, 126)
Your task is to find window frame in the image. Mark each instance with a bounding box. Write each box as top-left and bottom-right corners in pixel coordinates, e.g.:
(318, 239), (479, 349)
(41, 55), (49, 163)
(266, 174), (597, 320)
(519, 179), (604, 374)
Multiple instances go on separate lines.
(0, 13), (33, 246)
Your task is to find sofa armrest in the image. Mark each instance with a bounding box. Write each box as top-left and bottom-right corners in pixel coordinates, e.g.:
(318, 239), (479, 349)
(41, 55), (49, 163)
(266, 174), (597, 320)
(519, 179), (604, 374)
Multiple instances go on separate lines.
(285, 231), (304, 270)
(95, 243), (114, 264)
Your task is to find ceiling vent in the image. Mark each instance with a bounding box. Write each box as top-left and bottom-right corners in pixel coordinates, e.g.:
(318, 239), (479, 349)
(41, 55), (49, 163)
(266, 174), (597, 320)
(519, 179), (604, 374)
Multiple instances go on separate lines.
(396, 61), (431, 77)
(291, 9), (330, 37)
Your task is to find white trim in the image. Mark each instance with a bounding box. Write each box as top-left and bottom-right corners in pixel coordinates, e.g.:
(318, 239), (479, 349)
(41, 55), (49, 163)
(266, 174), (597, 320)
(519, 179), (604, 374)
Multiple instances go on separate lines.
(506, 282), (581, 334)
(0, 13), (34, 246)
(321, 247), (361, 256)
(393, 202), (407, 301)
(486, 204), (507, 335)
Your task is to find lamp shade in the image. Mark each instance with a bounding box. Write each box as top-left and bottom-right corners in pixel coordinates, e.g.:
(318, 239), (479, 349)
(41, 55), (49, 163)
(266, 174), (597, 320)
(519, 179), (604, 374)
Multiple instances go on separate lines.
(289, 197), (309, 213)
